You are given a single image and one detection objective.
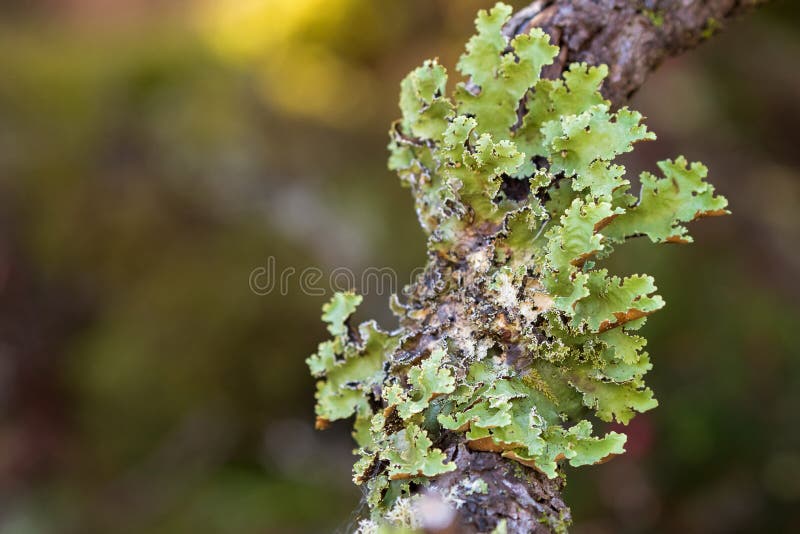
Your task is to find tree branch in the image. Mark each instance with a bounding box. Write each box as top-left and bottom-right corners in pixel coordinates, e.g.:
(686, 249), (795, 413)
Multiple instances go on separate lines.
(504, 0), (767, 107)
(421, 2), (768, 532)
(345, 2), (766, 532)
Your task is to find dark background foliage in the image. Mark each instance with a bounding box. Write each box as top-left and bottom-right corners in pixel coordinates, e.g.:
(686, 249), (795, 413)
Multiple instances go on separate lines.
(0, 1), (798, 532)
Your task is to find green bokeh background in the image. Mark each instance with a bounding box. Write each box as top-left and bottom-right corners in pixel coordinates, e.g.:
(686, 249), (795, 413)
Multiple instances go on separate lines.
(0, 1), (798, 532)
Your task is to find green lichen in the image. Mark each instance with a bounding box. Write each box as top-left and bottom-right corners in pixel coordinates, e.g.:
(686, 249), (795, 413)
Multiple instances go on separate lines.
(309, 1), (728, 525)
(465, 477), (489, 495)
(384, 346), (456, 419)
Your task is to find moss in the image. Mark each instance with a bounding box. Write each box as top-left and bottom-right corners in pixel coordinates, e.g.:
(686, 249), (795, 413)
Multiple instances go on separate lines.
(702, 17), (721, 39)
(541, 508), (572, 534)
(643, 9), (665, 27)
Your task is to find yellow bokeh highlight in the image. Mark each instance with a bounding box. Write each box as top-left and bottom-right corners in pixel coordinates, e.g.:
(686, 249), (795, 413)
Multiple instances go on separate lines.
(196, 0), (377, 128)
(257, 45), (374, 128)
(198, 0), (350, 61)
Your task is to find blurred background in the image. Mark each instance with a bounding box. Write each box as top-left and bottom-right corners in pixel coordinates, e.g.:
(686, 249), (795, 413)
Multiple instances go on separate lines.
(0, 1), (798, 532)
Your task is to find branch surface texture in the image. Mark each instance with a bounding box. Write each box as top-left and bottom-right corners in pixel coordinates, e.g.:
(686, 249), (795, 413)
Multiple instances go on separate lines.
(308, 2), (764, 533)
(506, 0), (766, 107)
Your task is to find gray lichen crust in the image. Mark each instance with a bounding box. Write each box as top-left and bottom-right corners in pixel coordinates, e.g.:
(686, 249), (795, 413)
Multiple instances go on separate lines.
(307, 3), (728, 532)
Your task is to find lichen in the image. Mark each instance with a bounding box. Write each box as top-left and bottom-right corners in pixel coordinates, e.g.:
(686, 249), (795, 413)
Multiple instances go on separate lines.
(308, 1), (728, 528)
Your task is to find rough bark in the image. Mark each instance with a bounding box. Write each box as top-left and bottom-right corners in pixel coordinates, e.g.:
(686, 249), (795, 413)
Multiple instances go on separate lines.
(504, 0), (767, 108)
(394, 1), (766, 532)
(428, 441), (570, 533)
(393, 241), (572, 533)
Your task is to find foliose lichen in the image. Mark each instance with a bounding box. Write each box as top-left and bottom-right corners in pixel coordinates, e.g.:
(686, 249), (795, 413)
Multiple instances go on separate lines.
(308, 1), (728, 527)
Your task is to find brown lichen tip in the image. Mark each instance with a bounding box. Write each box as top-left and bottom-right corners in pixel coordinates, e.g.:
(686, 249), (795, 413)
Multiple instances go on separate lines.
(694, 208), (730, 219)
(665, 235), (692, 244)
(598, 308), (654, 332)
(315, 417), (330, 430)
(467, 436), (523, 453)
